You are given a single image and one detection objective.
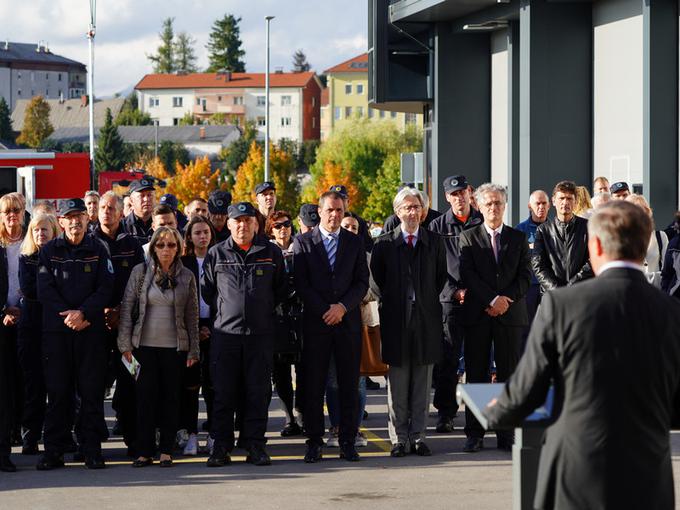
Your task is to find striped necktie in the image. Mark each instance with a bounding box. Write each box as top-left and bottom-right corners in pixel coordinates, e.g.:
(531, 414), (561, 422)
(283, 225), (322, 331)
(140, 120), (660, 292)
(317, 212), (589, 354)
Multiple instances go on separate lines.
(326, 232), (338, 269)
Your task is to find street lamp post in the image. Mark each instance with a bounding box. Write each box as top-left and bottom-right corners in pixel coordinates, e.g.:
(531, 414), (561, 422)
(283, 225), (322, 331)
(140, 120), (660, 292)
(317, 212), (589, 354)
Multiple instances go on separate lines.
(87, 0), (97, 189)
(264, 16), (275, 182)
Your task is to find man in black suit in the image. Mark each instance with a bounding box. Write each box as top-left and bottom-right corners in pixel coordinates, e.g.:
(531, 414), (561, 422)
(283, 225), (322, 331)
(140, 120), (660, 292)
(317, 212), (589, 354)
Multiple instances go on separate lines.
(458, 183), (531, 453)
(293, 191), (369, 463)
(484, 200), (680, 510)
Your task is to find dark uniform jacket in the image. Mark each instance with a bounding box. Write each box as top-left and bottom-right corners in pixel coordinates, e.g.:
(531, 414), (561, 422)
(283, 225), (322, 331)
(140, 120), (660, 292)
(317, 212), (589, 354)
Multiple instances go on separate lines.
(382, 208), (442, 233)
(37, 233), (114, 332)
(531, 215), (593, 293)
(214, 226), (230, 244)
(201, 236), (287, 336)
(92, 225), (144, 306)
(122, 212), (153, 244)
(370, 227), (447, 367)
(18, 253), (41, 329)
(484, 268), (680, 510)
(293, 227), (369, 335)
(428, 208), (484, 303)
(458, 224), (531, 327)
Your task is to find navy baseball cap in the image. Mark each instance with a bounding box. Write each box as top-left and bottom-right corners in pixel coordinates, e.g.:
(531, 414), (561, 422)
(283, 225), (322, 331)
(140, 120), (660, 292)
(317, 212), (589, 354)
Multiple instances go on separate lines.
(329, 184), (348, 199)
(128, 178), (155, 194)
(299, 203), (320, 227)
(228, 202), (257, 219)
(610, 181), (629, 194)
(59, 198), (87, 216)
(208, 191), (232, 214)
(159, 193), (178, 210)
(255, 181), (276, 195)
(443, 175), (469, 193)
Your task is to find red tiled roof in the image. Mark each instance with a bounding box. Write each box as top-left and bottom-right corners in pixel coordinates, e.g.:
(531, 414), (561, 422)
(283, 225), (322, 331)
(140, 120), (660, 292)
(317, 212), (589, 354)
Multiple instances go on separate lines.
(135, 71), (317, 90)
(324, 53), (368, 74)
(320, 88), (329, 106)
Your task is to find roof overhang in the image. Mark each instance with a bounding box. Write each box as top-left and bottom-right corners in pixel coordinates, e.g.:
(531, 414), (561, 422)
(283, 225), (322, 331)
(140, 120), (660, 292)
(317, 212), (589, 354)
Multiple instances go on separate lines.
(390, 0), (506, 23)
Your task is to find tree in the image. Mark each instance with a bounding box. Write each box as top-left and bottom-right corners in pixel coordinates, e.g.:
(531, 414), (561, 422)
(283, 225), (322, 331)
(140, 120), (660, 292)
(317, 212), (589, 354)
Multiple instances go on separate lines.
(0, 97), (13, 141)
(301, 160), (359, 205)
(16, 96), (53, 148)
(166, 156), (226, 209)
(147, 17), (176, 73)
(115, 92), (152, 126)
(158, 140), (190, 175)
(177, 112), (195, 126)
(233, 141), (299, 213)
(95, 108), (126, 173)
(219, 120), (259, 173)
(291, 49), (311, 73)
(174, 32), (198, 73)
(206, 14), (246, 73)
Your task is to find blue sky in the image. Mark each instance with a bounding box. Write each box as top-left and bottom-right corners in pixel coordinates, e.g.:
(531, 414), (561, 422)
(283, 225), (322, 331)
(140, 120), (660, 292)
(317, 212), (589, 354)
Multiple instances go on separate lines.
(1, 0), (368, 96)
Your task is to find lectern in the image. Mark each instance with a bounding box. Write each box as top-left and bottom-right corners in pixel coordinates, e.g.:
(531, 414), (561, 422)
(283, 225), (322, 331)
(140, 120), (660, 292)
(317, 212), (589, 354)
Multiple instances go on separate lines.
(456, 384), (554, 510)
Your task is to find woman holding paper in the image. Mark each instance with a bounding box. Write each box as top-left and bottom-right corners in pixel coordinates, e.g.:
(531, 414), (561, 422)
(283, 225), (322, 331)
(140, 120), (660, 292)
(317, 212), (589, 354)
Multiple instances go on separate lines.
(118, 226), (199, 468)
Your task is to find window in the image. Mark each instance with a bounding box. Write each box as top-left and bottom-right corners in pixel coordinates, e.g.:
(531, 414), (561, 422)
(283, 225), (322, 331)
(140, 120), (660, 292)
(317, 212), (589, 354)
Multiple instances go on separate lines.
(281, 95), (291, 106)
(30, 71), (34, 82)
(217, 96), (222, 102)
(379, 110), (385, 118)
(368, 108), (374, 119)
(257, 96), (266, 107)
(58, 90), (62, 98)
(196, 97), (201, 105)
(17, 72), (21, 80)
(405, 113), (417, 125)
(58, 73), (62, 81)
(173, 118), (180, 126)
(149, 97), (159, 107)
(257, 117), (266, 127)
(281, 117), (291, 127)
(233, 96), (243, 105)
(45, 89), (49, 96)
(356, 84), (364, 95)
(345, 84), (352, 95)
(172, 97), (183, 107)
(17, 90), (21, 96)
(46, 73), (49, 80)
(391, 111), (397, 119)
(30, 90), (34, 96)
(312, 97), (316, 107)
(345, 106), (352, 117)
(334, 107), (341, 120)
(357, 106), (364, 117)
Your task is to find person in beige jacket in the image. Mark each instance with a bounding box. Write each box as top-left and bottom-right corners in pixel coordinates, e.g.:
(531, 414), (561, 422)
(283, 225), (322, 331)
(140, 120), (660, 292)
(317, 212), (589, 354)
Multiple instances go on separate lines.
(118, 226), (199, 468)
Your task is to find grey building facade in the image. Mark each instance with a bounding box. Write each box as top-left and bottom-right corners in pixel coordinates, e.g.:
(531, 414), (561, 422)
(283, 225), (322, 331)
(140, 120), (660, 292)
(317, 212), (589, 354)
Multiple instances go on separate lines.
(369, 0), (679, 224)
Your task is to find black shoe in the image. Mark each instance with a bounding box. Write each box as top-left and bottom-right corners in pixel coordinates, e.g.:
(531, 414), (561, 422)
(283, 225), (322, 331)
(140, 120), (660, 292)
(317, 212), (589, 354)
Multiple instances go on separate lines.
(246, 444), (271, 466)
(22, 440), (39, 455)
(435, 417), (454, 433)
(159, 457), (173, 468)
(339, 443), (360, 462)
(413, 441), (432, 456)
(280, 422), (303, 437)
(132, 457), (153, 468)
(84, 454), (106, 470)
(462, 437), (484, 453)
(36, 452), (65, 471)
(390, 443), (406, 458)
(303, 443), (322, 463)
(206, 445), (231, 467)
(0, 455), (16, 472)
(365, 378), (380, 390)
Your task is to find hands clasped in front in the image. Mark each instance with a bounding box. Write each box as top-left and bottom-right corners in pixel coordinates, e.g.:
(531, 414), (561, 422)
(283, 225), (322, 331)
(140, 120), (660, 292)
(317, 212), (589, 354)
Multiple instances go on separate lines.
(485, 296), (513, 317)
(322, 303), (346, 326)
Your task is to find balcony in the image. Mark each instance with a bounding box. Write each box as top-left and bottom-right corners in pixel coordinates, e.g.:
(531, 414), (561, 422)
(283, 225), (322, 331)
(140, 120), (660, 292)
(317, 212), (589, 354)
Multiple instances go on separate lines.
(193, 103), (245, 115)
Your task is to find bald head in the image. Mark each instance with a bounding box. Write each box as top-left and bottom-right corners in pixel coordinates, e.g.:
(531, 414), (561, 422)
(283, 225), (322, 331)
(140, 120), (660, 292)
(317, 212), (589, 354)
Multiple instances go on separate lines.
(528, 190), (550, 223)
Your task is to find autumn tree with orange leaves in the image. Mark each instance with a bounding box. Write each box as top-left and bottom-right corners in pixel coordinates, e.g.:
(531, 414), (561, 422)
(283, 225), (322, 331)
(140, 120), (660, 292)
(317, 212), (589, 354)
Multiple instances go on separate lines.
(300, 161), (359, 205)
(166, 156), (226, 209)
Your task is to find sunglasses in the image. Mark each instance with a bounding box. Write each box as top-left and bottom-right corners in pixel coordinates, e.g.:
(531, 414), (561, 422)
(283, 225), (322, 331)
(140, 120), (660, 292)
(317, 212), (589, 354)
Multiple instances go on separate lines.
(273, 220), (292, 229)
(155, 242), (178, 249)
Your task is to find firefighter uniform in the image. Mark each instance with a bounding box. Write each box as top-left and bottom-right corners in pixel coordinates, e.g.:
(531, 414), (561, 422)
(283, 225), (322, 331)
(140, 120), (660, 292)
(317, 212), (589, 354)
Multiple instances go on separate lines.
(123, 178), (156, 243)
(201, 202), (287, 463)
(92, 224), (144, 453)
(38, 202), (114, 466)
(208, 190), (232, 244)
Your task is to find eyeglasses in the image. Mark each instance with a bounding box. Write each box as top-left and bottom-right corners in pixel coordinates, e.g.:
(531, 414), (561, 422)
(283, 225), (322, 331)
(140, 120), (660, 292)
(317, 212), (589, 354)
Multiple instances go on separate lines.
(1, 208), (21, 215)
(400, 205), (422, 212)
(155, 242), (177, 249)
(272, 220), (292, 229)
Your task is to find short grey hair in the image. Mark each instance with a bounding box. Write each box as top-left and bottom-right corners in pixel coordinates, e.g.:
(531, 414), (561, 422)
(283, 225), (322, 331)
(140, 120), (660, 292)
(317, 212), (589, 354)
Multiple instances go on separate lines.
(588, 201), (652, 262)
(475, 183), (507, 206)
(393, 187), (425, 214)
(84, 190), (100, 199)
(100, 191), (123, 213)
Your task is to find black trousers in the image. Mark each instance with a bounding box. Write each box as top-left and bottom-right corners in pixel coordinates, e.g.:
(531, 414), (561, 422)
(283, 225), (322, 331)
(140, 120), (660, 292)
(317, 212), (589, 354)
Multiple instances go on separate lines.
(303, 327), (361, 446)
(433, 303), (464, 420)
(43, 329), (108, 457)
(111, 332), (137, 450)
(134, 346), (185, 457)
(180, 362), (201, 434)
(199, 319), (214, 427)
(0, 329), (13, 455)
(210, 333), (273, 451)
(17, 320), (45, 444)
(463, 320), (523, 439)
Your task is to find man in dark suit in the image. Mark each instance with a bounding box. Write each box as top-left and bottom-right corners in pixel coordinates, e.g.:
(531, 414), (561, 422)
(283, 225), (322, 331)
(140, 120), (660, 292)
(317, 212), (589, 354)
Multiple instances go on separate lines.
(484, 200), (680, 510)
(370, 187), (447, 457)
(458, 183), (531, 453)
(293, 190), (369, 463)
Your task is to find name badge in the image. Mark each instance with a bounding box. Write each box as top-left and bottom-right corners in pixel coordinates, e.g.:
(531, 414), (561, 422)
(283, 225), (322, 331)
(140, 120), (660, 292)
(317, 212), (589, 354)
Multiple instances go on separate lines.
(256, 269), (264, 276)
(122, 260), (129, 267)
(84, 264), (92, 273)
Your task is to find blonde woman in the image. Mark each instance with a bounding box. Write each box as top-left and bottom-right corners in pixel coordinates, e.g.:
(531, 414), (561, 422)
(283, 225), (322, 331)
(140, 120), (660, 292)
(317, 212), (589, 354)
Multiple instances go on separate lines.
(574, 186), (593, 218)
(17, 214), (60, 454)
(118, 226), (199, 468)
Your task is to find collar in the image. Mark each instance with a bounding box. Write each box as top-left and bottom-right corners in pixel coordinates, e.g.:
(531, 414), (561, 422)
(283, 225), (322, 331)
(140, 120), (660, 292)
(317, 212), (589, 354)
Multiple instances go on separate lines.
(483, 223), (503, 237)
(400, 224), (419, 241)
(319, 225), (340, 240)
(597, 260), (646, 276)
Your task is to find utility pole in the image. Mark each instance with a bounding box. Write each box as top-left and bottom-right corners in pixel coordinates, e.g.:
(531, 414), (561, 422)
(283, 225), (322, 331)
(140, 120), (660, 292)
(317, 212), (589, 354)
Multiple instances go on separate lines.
(264, 16), (275, 181)
(87, 0), (97, 188)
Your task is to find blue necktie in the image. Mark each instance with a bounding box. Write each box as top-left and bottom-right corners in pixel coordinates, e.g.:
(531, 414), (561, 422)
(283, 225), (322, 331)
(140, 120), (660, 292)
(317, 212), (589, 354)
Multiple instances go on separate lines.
(326, 233), (337, 269)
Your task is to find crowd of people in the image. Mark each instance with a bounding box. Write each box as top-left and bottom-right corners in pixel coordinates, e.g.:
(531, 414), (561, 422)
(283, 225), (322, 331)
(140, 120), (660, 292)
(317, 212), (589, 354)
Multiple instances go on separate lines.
(0, 172), (678, 473)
